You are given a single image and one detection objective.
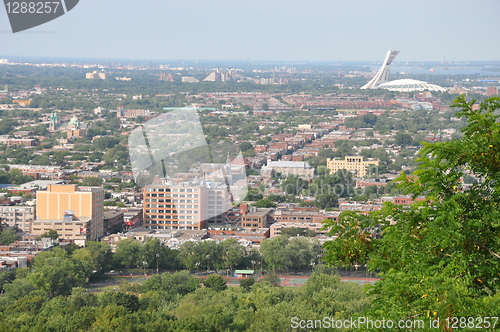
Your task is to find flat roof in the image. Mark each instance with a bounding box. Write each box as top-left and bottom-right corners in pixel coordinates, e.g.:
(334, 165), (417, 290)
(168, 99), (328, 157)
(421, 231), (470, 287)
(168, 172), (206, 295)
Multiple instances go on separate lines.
(235, 270), (254, 274)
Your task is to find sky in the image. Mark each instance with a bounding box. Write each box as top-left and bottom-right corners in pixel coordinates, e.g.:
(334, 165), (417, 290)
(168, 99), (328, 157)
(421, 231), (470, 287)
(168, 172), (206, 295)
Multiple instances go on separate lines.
(1, 0), (500, 62)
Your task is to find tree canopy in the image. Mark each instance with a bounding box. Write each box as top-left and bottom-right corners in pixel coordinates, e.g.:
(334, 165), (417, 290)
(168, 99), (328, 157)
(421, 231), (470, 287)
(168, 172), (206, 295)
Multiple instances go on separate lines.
(323, 96), (500, 323)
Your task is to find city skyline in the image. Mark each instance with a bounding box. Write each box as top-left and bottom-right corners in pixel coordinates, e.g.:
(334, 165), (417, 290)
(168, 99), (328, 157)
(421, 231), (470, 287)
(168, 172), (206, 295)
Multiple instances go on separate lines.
(1, 0), (500, 62)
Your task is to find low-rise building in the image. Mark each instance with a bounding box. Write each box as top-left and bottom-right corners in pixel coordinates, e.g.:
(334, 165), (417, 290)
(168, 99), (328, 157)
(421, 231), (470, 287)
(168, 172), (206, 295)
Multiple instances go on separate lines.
(103, 210), (124, 234)
(0, 205), (35, 233)
(241, 209), (273, 229)
(261, 160), (315, 178)
(326, 156), (379, 177)
(269, 222), (327, 238)
(0, 136), (36, 147)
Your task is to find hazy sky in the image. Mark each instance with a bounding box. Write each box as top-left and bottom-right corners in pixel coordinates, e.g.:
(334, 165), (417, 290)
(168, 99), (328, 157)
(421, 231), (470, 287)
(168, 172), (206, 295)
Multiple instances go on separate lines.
(1, 0), (499, 62)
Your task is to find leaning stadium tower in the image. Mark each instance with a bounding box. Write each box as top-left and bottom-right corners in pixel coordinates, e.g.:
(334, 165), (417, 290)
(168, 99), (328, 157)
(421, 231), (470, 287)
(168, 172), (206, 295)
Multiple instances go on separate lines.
(361, 50), (400, 89)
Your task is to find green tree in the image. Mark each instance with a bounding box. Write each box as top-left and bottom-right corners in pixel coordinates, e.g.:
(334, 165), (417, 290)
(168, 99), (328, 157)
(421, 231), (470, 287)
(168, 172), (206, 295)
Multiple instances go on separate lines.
(113, 239), (141, 268)
(252, 198), (277, 208)
(323, 96), (500, 321)
(281, 175), (308, 196)
(0, 227), (19, 245)
(80, 177), (103, 186)
(219, 239), (245, 273)
(28, 256), (87, 297)
(314, 192), (338, 209)
(100, 291), (140, 312)
(394, 131), (414, 147)
(41, 230), (59, 240)
(203, 274), (227, 291)
(259, 272), (281, 287)
(240, 278), (255, 291)
(3, 278), (38, 301)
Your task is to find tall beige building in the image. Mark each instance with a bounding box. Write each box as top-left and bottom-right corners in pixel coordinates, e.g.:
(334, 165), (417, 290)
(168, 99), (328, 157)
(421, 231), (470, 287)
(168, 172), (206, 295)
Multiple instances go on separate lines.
(143, 180), (232, 230)
(33, 184), (104, 245)
(326, 156), (379, 178)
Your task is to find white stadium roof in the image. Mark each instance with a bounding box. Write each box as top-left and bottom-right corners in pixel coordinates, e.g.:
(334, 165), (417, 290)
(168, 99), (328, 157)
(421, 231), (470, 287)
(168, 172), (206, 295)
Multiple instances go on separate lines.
(378, 79), (446, 92)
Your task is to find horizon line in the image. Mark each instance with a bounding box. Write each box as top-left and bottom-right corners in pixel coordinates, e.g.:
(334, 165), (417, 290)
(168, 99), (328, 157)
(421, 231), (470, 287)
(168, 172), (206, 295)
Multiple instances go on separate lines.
(0, 55), (498, 65)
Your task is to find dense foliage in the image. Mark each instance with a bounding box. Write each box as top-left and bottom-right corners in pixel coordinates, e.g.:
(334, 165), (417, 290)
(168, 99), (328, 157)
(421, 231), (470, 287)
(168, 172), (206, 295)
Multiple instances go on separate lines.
(0, 268), (370, 331)
(323, 96), (500, 329)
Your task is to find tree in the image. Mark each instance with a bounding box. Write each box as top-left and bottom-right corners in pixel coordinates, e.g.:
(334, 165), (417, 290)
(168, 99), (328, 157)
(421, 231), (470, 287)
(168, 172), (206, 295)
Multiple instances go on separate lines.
(41, 230), (59, 240)
(113, 239), (141, 268)
(323, 96), (500, 321)
(72, 241), (113, 275)
(138, 237), (180, 270)
(239, 278), (255, 291)
(80, 177), (103, 186)
(141, 271), (200, 297)
(243, 188), (263, 201)
(252, 198), (277, 208)
(239, 142), (253, 152)
(259, 272), (281, 287)
(260, 236), (322, 271)
(394, 131), (414, 147)
(314, 193), (338, 209)
(3, 278), (38, 301)
(281, 175), (308, 196)
(0, 227), (19, 245)
(323, 211), (381, 268)
(219, 239), (245, 273)
(100, 291), (140, 312)
(28, 256), (87, 297)
(203, 274), (227, 291)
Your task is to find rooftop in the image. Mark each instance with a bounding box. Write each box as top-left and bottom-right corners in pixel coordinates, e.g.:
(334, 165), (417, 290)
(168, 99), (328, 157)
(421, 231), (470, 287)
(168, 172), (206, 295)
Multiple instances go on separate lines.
(378, 79), (446, 92)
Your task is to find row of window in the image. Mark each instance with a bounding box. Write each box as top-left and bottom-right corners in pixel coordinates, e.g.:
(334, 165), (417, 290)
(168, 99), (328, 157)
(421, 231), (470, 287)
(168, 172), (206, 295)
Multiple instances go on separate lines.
(146, 193), (199, 198)
(146, 214), (196, 219)
(243, 218), (260, 222)
(0, 208), (33, 212)
(32, 228), (79, 232)
(145, 188), (198, 193)
(146, 198), (197, 205)
(34, 222), (85, 226)
(146, 209), (197, 214)
(145, 225), (198, 230)
(146, 220), (196, 225)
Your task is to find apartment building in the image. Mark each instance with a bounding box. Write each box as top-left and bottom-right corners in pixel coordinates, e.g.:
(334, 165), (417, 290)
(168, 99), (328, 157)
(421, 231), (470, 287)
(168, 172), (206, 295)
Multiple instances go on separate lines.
(0, 205), (35, 233)
(33, 184), (104, 245)
(326, 156), (379, 177)
(143, 183), (206, 230)
(241, 208), (273, 230)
